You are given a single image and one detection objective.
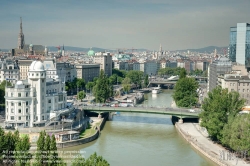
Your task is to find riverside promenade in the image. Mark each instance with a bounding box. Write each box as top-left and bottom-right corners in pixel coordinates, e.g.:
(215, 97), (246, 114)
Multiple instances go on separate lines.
(172, 100), (248, 165)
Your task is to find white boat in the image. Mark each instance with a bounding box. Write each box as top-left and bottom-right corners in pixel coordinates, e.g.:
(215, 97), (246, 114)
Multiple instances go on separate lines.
(152, 87), (161, 94)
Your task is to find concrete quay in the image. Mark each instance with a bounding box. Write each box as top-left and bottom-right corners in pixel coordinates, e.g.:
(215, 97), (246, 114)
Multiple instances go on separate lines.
(176, 123), (248, 166)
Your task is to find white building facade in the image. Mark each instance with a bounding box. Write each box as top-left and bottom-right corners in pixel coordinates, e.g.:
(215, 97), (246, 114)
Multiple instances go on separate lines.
(5, 61), (69, 128)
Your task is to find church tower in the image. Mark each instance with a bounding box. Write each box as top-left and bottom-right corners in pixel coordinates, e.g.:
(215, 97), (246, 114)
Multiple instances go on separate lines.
(62, 44), (65, 56)
(18, 17), (25, 49)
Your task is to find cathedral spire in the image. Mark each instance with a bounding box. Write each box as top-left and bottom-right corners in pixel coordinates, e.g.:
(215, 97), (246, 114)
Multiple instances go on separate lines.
(18, 17), (25, 49)
(20, 17), (23, 33)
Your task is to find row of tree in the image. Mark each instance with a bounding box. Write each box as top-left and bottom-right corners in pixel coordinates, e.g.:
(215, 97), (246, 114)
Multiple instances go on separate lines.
(158, 67), (207, 77)
(200, 86), (250, 155)
(0, 128), (110, 165)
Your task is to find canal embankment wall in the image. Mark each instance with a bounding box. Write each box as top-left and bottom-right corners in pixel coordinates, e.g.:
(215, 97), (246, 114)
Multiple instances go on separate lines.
(56, 114), (108, 149)
(175, 123), (227, 166)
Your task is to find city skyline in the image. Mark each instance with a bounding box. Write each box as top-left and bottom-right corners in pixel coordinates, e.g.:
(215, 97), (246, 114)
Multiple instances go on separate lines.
(0, 0), (250, 51)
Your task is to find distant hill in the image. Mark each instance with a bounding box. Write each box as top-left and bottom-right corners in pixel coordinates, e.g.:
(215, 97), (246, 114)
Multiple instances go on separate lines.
(175, 46), (228, 54)
(47, 46), (107, 52)
(0, 49), (11, 52)
(46, 46), (149, 53)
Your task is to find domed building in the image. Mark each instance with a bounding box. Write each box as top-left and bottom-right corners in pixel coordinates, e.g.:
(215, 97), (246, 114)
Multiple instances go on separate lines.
(87, 48), (95, 56)
(4, 60), (72, 128)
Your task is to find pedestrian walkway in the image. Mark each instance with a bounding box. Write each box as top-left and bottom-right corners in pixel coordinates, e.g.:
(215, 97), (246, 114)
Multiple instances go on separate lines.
(177, 123), (248, 166)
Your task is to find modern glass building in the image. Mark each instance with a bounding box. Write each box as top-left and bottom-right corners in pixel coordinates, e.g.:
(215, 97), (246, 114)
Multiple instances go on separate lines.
(229, 23), (250, 68)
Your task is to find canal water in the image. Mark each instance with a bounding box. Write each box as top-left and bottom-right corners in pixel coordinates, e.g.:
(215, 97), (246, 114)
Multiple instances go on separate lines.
(63, 90), (216, 166)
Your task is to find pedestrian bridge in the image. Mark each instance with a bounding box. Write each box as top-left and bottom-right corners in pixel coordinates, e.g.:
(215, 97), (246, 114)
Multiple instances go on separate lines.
(82, 106), (201, 118)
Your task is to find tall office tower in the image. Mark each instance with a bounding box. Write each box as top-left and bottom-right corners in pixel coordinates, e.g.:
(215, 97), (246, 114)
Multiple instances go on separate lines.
(229, 23), (250, 67)
(207, 57), (232, 92)
(18, 17), (25, 49)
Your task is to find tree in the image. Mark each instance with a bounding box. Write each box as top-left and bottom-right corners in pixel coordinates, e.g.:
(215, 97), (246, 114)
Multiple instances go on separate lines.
(15, 135), (32, 166)
(72, 152), (109, 166)
(172, 77), (198, 107)
(222, 114), (250, 155)
(86, 82), (95, 93)
(144, 74), (149, 87)
(71, 155), (85, 166)
(109, 74), (118, 85)
(93, 70), (113, 103)
(49, 134), (63, 165)
(35, 131), (46, 165)
(35, 131), (65, 166)
(126, 71), (143, 89)
(77, 91), (86, 101)
(122, 77), (131, 93)
(0, 127), (5, 161)
(76, 78), (85, 90)
(199, 86), (245, 141)
(0, 80), (12, 104)
(112, 69), (126, 78)
(179, 68), (187, 79)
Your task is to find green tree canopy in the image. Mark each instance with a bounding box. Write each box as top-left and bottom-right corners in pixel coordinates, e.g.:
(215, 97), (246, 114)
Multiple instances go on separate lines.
(172, 77), (198, 107)
(72, 152), (109, 166)
(122, 77), (131, 93)
(158, 67), (183, 76)
(189, 69), (203, 76)
(126, 71), (143, 88)
(76, 78), (85, 90)
(199, 86), (245, 141)
(0, 80), (12, 104)
(15, 135), (32, 165)
(93, 70), (113, 103)
(77, 91), (86, 101)
(179, 68), (187, 79)
(112, 69), (127, 78)
(222, 114), (250, 155)
(144, 74), (149, 87)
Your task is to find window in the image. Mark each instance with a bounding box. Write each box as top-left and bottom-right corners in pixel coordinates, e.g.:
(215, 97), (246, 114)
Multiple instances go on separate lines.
(26, 108), (28, 113)
(48, 99), (51, 103)
(231, 89), (234, 92)
(11, 93), (13, 97)
(26, 101), (28, 106)
(6, 108), (8, 113)
(11, 116), (14, 120)
(11, 102), (14, 106)
(26, 116), (29, 120)
(18, 93), (21, 97)
(36, 73), (38, 76)
(243, 89), (245, 92)
(18, 102), (21, 106)
(11, 109), (14, 113)
(18, 109), (21, 113)
(18, 117), (21, 120)
(26, 93), (28, 97)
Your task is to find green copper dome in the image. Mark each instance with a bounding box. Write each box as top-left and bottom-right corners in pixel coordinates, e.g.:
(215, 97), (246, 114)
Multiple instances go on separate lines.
(87, 48), (95, 56)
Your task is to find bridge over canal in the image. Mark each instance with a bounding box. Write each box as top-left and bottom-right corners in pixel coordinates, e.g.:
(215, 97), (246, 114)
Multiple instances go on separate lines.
(82, 106), (201, 120)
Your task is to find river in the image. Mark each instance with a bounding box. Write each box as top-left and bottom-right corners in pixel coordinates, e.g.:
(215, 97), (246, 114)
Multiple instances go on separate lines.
(63, 90), (216, 166)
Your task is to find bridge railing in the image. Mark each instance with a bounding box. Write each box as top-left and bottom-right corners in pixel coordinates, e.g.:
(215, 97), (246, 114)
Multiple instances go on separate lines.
(81, 105), (201, 115)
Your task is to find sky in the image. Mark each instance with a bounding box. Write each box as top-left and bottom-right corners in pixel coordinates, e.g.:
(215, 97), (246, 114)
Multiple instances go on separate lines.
(0, 0), (250, 51)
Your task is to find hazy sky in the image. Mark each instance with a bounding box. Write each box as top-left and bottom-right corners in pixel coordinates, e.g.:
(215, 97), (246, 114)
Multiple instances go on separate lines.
(0, 0), (250, 50)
